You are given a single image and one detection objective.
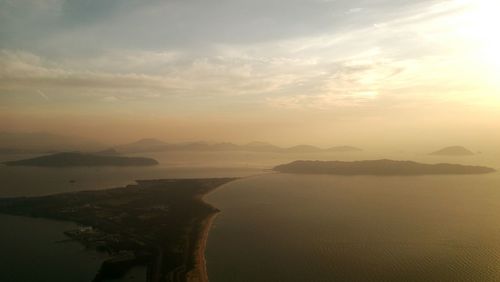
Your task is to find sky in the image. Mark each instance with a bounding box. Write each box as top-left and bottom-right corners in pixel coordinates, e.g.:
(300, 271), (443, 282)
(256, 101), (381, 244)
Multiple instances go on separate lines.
(1, 0), (499, 147)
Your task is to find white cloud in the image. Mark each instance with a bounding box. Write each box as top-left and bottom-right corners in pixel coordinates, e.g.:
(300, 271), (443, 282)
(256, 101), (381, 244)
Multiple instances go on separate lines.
(1, 0), (497, 110)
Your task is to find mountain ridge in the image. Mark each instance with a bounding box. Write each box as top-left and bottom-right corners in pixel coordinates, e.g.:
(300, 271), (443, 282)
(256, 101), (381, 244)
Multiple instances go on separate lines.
(114, 139), (363, 154)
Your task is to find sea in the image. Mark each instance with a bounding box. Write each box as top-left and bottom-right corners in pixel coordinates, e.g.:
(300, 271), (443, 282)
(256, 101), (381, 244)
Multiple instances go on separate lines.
(1, 150), (500, 281)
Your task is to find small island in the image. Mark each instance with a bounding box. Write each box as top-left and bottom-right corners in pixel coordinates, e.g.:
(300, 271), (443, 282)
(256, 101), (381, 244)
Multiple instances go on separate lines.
(429, 146), (475, 156)
(3, 152), (159, 167)
(273, 159), (495, 175)
(0, 178), (237, 281)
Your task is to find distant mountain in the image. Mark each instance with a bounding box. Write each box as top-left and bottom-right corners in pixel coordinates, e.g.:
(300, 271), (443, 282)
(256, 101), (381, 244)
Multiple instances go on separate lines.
(325, 146), (363, 152)
(273, 159), (495, 175)
(4, 152), (159, 167)
(114, 138), (363, 154)
(0, 132), (105, 153)
(114, 138), (169, 153)
(430, 146), (475, 156)
(285, 145), (323, 153)
(241, 142), (283, 152)
(207, 142), (241, 151)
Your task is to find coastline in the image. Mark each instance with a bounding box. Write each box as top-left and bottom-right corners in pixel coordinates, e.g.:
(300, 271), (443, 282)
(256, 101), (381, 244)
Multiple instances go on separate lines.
(163, 184), (225, 282)
(0, 178), (237, 282)
(186, 211), (219, 282)
(186, 182), (229, 282)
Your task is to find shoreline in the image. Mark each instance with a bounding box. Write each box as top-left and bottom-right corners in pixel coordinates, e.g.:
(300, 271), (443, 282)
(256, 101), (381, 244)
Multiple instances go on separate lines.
(186, 211), (219, 282)
(186, 181), (231, 282)
(0, 177), (238, 282)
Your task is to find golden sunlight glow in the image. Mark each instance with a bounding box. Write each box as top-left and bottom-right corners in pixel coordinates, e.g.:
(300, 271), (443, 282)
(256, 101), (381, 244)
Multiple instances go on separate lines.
(461, 0), (500, 77)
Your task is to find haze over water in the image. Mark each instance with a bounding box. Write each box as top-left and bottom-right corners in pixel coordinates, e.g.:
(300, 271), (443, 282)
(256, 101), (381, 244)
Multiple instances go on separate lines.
(207, 172), (500, 281)
(1, 151), (500, 281)
(0, 152), (264, 282)
(2, 0), (500, 280)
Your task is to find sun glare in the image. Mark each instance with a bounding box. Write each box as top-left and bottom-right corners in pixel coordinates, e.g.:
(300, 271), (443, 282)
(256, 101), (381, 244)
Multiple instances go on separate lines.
(461, 0), (500, 76)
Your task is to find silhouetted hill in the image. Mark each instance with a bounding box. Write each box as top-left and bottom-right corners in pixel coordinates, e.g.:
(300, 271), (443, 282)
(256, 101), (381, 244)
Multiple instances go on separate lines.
(167, 142), (224, 151)
(114, 138), (169, 153)
(114, 139), (362, 154)
(273, 159), (495, 175)
(208, 142), (241, 151)
(240, 141), (282, 152)
(430, 146), (475, 156)
(4, 152), (159, 167)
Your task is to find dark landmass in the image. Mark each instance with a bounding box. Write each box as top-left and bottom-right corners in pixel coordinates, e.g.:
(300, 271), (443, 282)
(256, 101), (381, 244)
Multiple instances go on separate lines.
(3, 152), (159, 167)
(0, 178), (237, 282)
(115, 138), (362, 154)
(0, 134), (362, 155)
(273, 159), (495, 175)
(242, 141), (282, 152)
(114, 138), (170, 153)
(430, 146), (475, 156)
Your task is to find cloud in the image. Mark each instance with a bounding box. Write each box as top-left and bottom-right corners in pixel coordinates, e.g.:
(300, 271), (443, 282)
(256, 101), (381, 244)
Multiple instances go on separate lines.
(1, 0), (497, 112)
(0, 50), (179, 93)
(1, 0), (440, 54)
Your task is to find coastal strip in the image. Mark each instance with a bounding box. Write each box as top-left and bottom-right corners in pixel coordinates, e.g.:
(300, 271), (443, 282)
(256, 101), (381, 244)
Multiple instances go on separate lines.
(186, 207), (219, 282)
(0, 178), (238, 282)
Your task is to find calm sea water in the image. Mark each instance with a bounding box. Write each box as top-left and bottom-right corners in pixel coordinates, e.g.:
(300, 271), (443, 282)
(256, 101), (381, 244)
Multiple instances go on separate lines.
(0, 153), (264, 282)
(0, 214), (107, 282)
(1, 151), (500, 281)
(206, 172), (500, 281)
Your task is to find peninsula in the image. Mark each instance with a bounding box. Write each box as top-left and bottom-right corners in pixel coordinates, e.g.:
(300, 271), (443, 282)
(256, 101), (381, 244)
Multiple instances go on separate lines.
(273, 159), (495, 175)
(0, 178), (237, 281)
(3, 152), (159, 167)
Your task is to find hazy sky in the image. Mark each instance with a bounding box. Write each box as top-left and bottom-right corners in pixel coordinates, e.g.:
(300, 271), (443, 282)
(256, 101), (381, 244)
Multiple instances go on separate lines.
(1, 0), (499, 147)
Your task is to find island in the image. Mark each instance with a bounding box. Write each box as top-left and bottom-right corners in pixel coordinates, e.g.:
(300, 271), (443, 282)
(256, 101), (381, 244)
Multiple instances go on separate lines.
(273, 159), (495, 175)
(0, 178), (238, 281)
(429, 146), (475, 156)
(3, 152), (159, 167)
